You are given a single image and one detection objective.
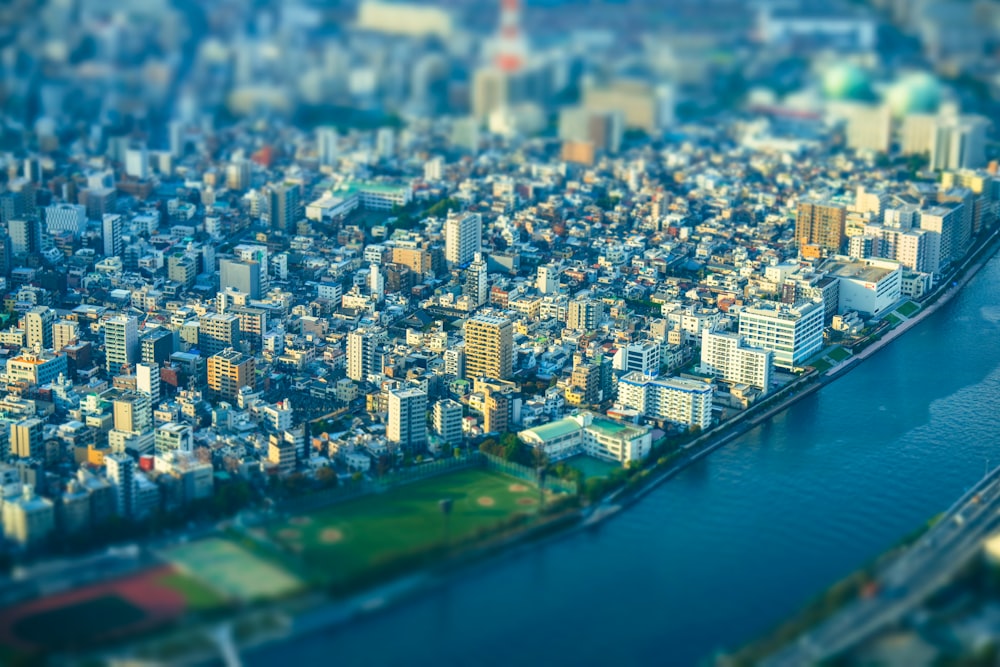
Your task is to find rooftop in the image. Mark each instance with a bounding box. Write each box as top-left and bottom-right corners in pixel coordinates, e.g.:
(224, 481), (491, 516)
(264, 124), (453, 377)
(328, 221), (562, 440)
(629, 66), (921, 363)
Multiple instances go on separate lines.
(588, 416), (646, 440)
(825, 259), (897, 283)
(524, 417), (582, 443)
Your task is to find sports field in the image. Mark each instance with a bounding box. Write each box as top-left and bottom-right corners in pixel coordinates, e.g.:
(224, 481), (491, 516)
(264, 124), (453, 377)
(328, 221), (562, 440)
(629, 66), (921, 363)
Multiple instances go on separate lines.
(165, 538), (304, 601)
(566, 455), (620, 480)
(0, 566), (187, 652)
(267, 468), (541, 583)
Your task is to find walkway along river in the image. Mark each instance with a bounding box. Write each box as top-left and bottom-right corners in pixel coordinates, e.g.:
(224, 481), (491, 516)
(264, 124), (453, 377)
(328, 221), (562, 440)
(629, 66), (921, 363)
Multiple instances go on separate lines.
(247, 249), (1000, 667)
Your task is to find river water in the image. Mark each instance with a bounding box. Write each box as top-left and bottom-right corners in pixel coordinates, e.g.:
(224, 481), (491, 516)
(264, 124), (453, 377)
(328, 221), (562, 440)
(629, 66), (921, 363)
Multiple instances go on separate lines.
(248, 253), (1000, 667)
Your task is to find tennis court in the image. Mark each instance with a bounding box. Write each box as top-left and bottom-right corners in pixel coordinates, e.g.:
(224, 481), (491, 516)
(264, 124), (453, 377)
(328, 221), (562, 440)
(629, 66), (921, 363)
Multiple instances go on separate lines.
(165, 538), (303, 601)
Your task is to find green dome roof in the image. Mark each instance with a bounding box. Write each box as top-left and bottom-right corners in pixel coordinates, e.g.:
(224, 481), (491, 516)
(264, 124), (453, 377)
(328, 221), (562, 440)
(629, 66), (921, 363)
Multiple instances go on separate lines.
(821, 63), (871, 100)
(886, 72), (941, 117)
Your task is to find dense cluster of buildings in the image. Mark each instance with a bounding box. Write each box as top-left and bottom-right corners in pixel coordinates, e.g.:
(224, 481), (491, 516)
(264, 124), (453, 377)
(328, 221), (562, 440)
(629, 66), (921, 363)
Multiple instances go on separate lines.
(0, 0), (997, 557)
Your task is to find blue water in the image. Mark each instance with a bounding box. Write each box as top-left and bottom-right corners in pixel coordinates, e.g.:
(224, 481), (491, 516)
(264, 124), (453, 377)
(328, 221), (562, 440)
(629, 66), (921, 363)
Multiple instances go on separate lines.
(249, 253), (1000, 667)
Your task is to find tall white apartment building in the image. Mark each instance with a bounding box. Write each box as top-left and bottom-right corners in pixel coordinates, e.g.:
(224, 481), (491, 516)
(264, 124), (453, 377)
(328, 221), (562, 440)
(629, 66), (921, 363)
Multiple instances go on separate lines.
(738, 301), (824, 370)
(699, 330), (773, 392)
(432, 399), (464, 447)
(346, 327), (383, 382)
(388, 387), (428, 452)
(616, 372), (713, 430)
(614, 340), (661, 377)
(23, 306), (53, 350)
(105, 453), (136, 518)
(567, 299), (604, 332)
(444, 212), (482, 266)
(930, 115), (988, 172)
(105, 315), (139, 373)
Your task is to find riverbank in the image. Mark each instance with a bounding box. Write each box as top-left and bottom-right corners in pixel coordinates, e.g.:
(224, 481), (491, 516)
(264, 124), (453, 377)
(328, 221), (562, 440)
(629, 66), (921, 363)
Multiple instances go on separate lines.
(230, 230), (1000, 664)
(719, 229), (1000, 665)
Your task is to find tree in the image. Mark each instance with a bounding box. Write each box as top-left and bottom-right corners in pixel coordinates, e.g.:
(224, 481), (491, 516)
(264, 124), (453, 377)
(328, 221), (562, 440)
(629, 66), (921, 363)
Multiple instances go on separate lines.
(213, 480), (252, 515)
(376, 455), (392, 477)
(499, 432), (533, 466)
(315, 466), (338, 489)
(283, 472), (309, 496)
(479, 437), (502, 458)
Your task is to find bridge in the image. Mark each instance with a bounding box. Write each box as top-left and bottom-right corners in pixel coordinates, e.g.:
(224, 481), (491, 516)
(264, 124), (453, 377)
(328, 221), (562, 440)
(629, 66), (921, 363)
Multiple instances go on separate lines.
(763, 464), (1000, 666)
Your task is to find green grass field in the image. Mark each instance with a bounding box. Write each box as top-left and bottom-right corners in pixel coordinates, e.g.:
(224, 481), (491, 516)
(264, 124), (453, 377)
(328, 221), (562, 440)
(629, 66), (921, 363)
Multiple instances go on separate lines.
(896, 300), (920, 317)
(155, 571), (228, 611)
(810, 358), (832, 373)
(165, 538), (304, 602)
(827, 346), (851, 362)
(884, 313), (902, 326)
(268, 468), (541, 584)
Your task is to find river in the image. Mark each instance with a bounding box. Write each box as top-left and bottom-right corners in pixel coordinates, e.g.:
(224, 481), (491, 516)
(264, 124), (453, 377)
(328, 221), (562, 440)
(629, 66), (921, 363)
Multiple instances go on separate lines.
(247, 252), (1000, 667)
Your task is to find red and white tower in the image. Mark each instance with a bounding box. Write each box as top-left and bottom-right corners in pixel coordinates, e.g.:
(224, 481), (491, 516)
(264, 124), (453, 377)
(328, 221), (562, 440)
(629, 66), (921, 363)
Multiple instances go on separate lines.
(494, 0), (528, 73)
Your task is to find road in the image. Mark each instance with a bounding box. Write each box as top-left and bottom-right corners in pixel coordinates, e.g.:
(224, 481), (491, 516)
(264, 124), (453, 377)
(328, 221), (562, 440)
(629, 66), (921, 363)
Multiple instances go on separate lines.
(763, 464), (1000, 667)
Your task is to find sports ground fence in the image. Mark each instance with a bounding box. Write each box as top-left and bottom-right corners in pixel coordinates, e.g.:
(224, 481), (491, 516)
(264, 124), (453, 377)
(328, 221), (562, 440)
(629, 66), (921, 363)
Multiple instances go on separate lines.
(277, 451), (577, 516)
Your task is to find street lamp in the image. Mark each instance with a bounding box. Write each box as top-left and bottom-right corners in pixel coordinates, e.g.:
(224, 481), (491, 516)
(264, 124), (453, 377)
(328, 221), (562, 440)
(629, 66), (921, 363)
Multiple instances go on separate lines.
(439, 498), (453, 547)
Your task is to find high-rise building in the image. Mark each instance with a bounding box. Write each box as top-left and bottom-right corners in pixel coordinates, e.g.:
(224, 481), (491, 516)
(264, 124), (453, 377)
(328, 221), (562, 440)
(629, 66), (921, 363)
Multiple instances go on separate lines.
(582, 79), (674, 134)
(615, 340), (661, 377)
(225, 159), (252, 191)
(700, 329), (773, 392)
(796, 200), (847, 255)
(125, 145), (149, 179)
(536, 263), (560, 294)
(567, 299), (605, 332)
(10, 418), (44, 458)
(105, 453), (136, 519)
(219, 258), (261, 299)
(0, 233), (12, 277)
(463, 253), (488, 307)
(268, 183), (300, 233)
(155, 422), (193, 456)
(375, 128), (395, 159)
(930, 115), (989, 171)
(444, 211), (482, 266)
(387, 387), (428, 452)
(465, 314), (513, 380)
(43, 203), (86, 238)
(23, 306), (53, 350)
(569, 358), (602, 406)
(136, 362), (161, 404)
(199, 312), (241, 357)
(317, 127), (339, 167)
(433, 399), (464, 447)
(167, 253), (197, 288)
(738, 301), (825, 370)
(113, 392), (152, 435)
(558, 107), (623, 153)
(52, 319), (80, 353)
(102, 213), (124, 258)
(233, 243), (269, 286)
(900, 113), (938, 157)
(919, 203), (966, 266)
(369, 263), (385, 301)
(443, 347), (465, 379)
(424, 156), (444, 181)
(346, 328), (383, 382)
(8, 217), (41, 256)
(1, 485), (54, 546)
(207, 349), (255, 400)
(105, 315), (139, 373)
(141, 328), (174, 366)
(616, 373), (713, 430)
(482, 383), (515, 434)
